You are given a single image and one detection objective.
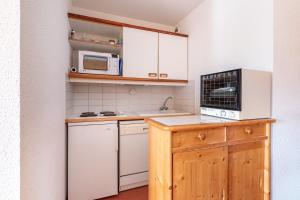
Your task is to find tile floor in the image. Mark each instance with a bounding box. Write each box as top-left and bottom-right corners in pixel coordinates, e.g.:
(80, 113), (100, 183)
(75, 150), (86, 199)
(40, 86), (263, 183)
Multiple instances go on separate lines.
(99, 186), (148, 200)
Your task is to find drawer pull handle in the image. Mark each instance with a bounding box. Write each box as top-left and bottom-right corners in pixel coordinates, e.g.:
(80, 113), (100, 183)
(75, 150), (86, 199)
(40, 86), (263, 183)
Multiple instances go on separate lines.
(244, 127), (253, 135)
(148, 73), (157, 77)
(198, 133), (206, 141)
(160, 73), (168, 78)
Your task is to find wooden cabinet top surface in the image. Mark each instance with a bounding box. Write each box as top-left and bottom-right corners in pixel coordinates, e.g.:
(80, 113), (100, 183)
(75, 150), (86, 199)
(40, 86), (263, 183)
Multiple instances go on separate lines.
(146, 115), (275, 132)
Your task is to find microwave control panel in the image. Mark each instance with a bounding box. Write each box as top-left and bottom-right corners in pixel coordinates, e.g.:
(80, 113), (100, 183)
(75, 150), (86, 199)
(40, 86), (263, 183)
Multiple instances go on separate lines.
(201, 107), (240, 120)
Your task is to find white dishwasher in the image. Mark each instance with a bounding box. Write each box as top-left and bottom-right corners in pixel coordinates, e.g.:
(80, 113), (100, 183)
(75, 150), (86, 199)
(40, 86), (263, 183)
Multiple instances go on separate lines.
(119, 120), (149, 191)
(68, 121), (118, 200)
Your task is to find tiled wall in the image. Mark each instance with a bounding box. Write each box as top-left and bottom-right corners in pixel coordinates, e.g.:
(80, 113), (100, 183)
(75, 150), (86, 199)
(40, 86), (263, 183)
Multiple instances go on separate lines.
(68, 83), (179, 116)
(174, 81), (195, 114)
(66, 82), (196, 116)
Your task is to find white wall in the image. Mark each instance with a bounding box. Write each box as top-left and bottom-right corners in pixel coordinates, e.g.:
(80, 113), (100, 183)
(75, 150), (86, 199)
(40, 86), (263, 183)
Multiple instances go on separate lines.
(272, 0), (300, 199)
(177, 0), (273, 113)
(21, 0), (70, 199)
(70, 6), (174, 32)
(0, 0), (20, 199)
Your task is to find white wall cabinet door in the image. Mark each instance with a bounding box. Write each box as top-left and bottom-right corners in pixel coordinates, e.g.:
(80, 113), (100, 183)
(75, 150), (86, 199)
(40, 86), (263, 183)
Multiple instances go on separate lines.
(159, 33), (188, 80)
(123, 27), (159, 79)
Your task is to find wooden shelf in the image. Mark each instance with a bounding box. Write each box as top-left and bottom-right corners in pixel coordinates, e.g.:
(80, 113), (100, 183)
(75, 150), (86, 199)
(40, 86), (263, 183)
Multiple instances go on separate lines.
(68, 13), (188, 38)
(68, 72), (188, 86)
(69, 38), (121, 54)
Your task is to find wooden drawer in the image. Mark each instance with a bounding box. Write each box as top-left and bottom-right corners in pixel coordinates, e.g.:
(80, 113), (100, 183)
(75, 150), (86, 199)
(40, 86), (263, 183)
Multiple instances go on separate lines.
(172, 127), (226, 149)
(227, 124), (266, 141)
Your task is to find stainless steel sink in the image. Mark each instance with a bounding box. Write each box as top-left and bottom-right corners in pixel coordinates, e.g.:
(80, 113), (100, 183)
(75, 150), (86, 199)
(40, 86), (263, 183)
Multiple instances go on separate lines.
(138, 110), (190, 117)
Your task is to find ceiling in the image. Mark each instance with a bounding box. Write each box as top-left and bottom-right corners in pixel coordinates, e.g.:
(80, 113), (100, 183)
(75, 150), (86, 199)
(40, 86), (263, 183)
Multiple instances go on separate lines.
(72, 0), (205, 26)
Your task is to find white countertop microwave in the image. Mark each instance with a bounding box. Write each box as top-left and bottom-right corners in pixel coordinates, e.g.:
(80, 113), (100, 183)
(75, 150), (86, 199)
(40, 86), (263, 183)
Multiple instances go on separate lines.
(200, 68), (272, 120)
(76, 51), (120, 75)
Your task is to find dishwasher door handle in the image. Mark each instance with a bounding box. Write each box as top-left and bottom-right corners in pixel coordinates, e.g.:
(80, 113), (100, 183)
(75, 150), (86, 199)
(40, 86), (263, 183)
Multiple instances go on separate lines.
(119, 124), (149, 135)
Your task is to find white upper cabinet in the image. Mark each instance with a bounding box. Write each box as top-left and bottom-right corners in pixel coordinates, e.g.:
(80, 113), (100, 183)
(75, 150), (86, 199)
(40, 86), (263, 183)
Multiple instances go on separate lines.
(158, 33), (188, 80)
(123, 27), (159, 79)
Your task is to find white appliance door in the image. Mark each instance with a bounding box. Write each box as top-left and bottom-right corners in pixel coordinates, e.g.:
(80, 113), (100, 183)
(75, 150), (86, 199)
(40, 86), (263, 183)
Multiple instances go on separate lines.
(120, 123), (148, 176)
(68, 122), (118, 200)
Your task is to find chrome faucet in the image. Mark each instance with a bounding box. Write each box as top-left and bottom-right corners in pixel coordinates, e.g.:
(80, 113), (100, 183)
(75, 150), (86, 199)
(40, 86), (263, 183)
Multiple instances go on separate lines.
(160, 96), (173, 111)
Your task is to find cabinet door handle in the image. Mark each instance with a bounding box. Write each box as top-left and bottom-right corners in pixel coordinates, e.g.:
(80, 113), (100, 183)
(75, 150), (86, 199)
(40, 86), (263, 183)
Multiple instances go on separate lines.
(159, 73), (168, 78)
(244, 127), (253, 135)
(197, 133), (206, 141)
(222, 188), (226, 200)
(148, 73), (157, 77)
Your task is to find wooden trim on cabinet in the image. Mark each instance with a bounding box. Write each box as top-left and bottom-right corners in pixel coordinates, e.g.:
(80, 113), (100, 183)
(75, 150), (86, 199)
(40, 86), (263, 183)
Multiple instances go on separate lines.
(264, 123), (271, 200)
(68, 72), (188, 83)
(68, 13), (189, 38)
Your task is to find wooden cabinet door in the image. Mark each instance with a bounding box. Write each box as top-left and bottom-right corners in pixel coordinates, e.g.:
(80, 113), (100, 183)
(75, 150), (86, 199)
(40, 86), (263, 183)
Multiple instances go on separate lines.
(173, 147), (228, 200)
(123, 27), (158, 79)
(158, 33), (188, 80)
(229, 142), (265, 200)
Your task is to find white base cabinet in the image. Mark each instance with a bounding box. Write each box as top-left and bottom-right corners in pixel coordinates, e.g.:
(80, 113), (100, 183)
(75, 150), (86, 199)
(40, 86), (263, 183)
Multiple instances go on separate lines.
(68, 121), (118, 200)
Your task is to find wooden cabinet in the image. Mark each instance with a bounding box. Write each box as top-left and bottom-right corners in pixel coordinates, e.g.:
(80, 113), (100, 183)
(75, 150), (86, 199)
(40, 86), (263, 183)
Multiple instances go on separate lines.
(123, 27), (158, 79)
(229, 142), (265, 200)
(148, 120), (274, 200)
(158, 33), (188, 80)
(227, 124), (266, 141)
(173, 147), (227, 200)
(172, 127), (226, 149)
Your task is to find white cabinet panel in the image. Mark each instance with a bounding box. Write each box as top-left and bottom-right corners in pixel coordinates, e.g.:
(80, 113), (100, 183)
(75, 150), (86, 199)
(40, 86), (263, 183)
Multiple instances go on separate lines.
(159, 33), (188, 80)
(123, 27), (158, 78)
(68, 122), (118, 200)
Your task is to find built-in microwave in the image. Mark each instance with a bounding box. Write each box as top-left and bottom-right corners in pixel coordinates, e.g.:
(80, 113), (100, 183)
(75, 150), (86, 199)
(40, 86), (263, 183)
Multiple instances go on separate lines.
(200, 68), (272, 120)
(76, 51), (120, 75)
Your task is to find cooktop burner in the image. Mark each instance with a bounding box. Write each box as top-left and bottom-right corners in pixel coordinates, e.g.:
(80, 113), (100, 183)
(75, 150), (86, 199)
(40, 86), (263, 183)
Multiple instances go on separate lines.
(79, 111), (118, 117)
(80, 112), (98, 117)
(100, 111), (117, 116)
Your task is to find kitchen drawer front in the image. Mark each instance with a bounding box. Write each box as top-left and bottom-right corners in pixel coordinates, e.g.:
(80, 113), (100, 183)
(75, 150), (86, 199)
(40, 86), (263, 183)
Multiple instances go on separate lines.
(172, 127), (226, 149)
(227, 124), (266, 141)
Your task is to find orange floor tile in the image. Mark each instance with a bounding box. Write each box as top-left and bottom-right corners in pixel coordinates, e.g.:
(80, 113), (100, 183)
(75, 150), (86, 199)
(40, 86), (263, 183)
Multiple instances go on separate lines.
(99, 186), (148, 200)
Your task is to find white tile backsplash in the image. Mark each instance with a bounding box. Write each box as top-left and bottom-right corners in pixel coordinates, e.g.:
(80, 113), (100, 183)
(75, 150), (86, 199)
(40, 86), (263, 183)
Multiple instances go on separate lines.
(67, 82), (196, 116)
(174, 81), (196, 114)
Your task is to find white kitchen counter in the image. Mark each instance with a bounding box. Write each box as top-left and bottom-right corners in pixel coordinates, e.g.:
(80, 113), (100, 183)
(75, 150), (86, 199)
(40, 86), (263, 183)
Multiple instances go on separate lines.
(150, 115), (234, 126)
(65, 110), (192, 123)
(147, 115), (275, 132)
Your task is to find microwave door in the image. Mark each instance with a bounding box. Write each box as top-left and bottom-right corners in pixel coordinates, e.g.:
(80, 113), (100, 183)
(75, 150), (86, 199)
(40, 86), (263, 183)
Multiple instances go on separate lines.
(83, 55), (108, 71)
(210, 86), (236, 97)
(201, 69), (241, 111)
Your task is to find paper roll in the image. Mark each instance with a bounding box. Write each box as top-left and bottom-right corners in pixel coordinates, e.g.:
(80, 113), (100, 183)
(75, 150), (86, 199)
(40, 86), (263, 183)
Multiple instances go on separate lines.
(70, 67), (77, 73)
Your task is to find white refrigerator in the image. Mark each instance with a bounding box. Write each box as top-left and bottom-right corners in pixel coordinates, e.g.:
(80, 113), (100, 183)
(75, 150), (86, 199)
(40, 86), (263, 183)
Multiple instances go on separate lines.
(68, 121), (118, 200)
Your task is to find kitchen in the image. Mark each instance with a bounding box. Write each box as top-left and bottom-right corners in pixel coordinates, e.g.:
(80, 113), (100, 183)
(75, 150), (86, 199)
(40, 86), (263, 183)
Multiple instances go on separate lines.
(1, 0), (298, 200)
(66, 12), (194, 199)
(66, 4), (274, 199)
